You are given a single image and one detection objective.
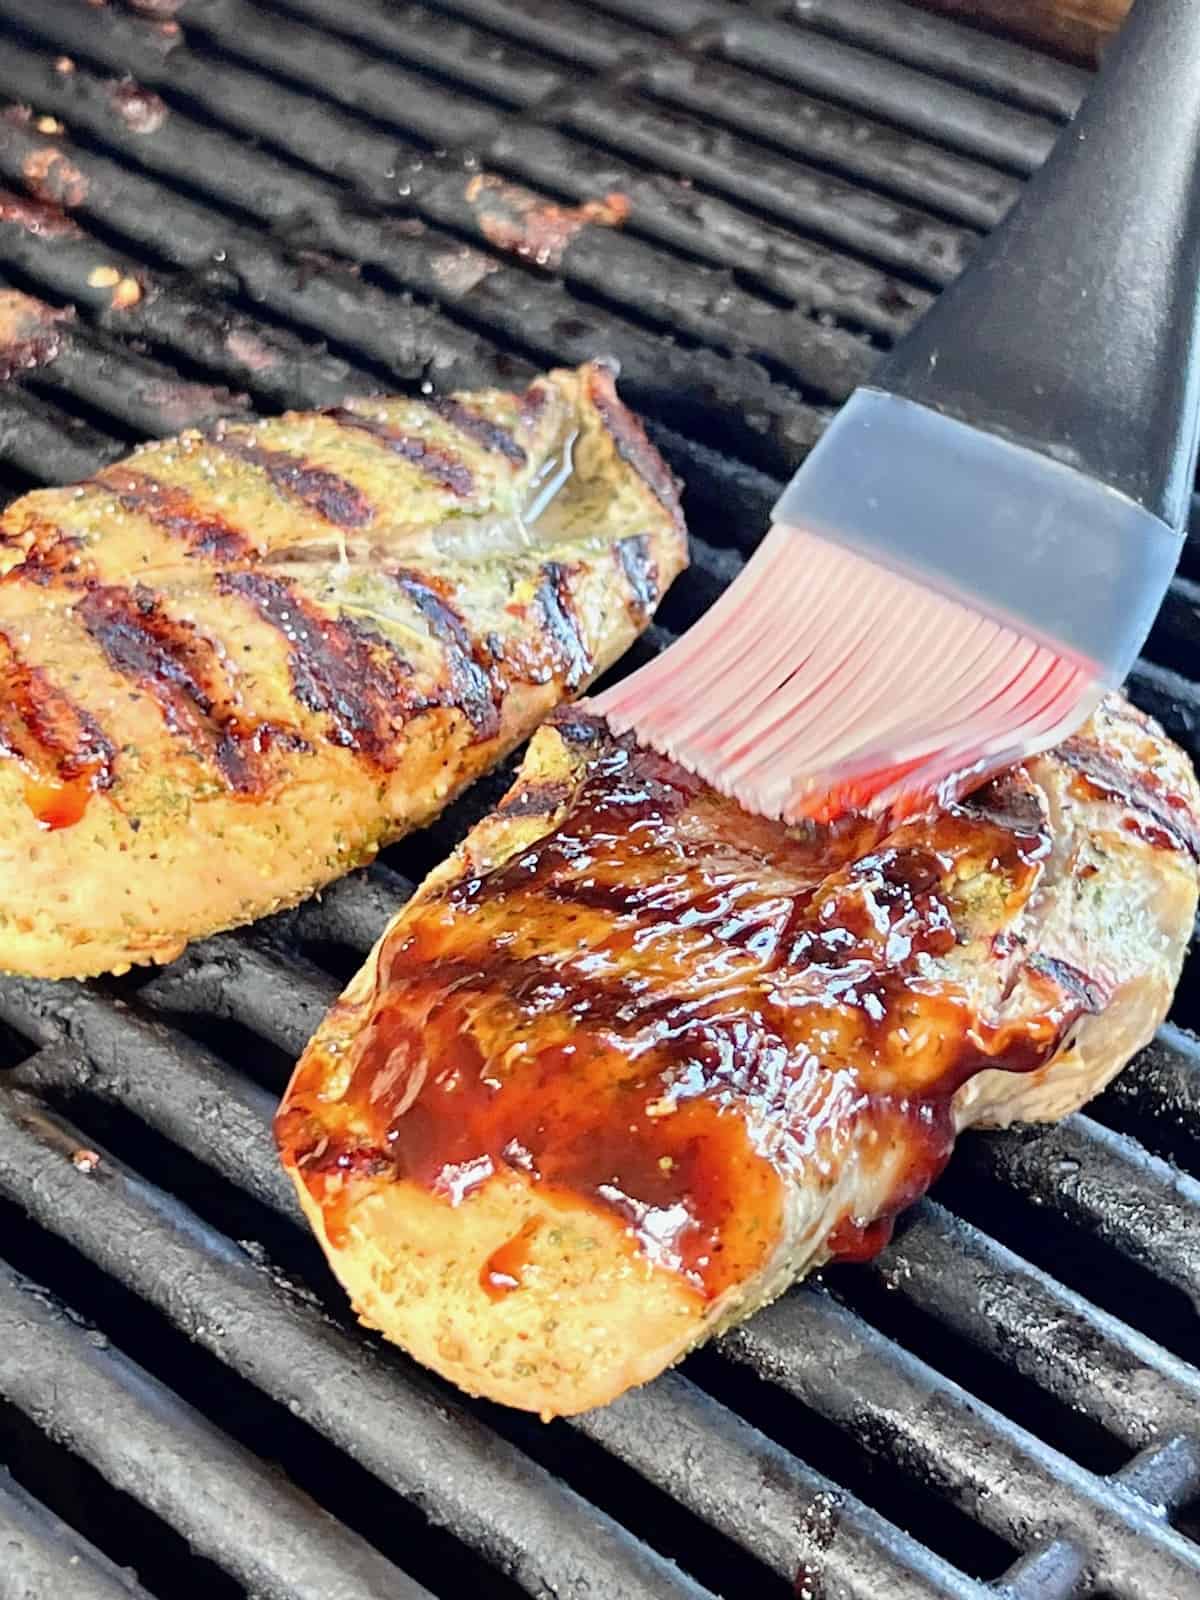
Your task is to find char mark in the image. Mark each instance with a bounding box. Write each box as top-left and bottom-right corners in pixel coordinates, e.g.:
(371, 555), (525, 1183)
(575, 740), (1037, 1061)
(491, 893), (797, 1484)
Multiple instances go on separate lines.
(99, 467), (251, 562)
(959, 774), (1048, 838)
(213, 434), (373, 528)
(393, 568), (499, 738)
(1059, 737), (1200, 859)
(77, 585), (305, 793)
(585, 364), (684, 532)
(3, 518), (85, 586)
(1024, 953), (1109, 1015)
(429, 396), (526, 465)
(550, 708), (608, 750)
(536, 561), (591, 691)
(0, 628), (115, 787)
(497, 778), (574, 818)
(616, 534), (659, 621)
(218, 571), (426, 767)
(329, 409), (475, 497)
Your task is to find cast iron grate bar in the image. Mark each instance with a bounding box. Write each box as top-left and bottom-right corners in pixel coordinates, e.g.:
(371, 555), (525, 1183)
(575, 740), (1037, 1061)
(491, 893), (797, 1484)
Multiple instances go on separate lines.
(0, 39), (877, 403)
(0, 1254), (436, 1600)
(0, 981), (1191, 1600)
(2, 0), (991, 303)
(0, 1075), (719, 1600)
(1, 946), (1199, 1600)
(0, 1037), (985, 1600)
(0, 126), (830, 478)
(736, 0), (1089, 118)
(262, 0), (1061, 174)
(0, 1470), (153, 1600)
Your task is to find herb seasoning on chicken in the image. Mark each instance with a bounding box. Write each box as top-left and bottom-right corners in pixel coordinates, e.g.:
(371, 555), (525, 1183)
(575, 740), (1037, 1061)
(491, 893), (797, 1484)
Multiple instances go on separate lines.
(0, 362), (686, 979)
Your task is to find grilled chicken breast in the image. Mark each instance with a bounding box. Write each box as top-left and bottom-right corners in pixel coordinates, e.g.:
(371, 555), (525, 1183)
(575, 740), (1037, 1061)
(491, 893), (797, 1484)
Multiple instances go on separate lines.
(0, 362), (686, 979)
(278, 695), (1199, 1418)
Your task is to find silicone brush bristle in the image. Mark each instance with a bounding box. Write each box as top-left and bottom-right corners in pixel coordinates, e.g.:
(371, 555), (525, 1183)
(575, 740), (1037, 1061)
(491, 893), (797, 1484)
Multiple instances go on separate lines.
(590, 521), (1101, 821)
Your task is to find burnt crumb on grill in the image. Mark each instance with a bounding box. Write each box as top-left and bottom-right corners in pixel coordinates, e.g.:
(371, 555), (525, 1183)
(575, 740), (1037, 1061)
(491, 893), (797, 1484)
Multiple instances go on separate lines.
(124, 376), (248, 431)
(535, 561), (591, 690)
(211, 433), (374, 528)
(290, 247), (361, 289)
(616, 534), (659, 622)
(328, 407), (475, 497)
(0, 185), (83, 239)
(0, 289), (72, 381)
(429, 244), (501, 297)
(108, 78), (169, 136)
(223, 327), (281, 372)
(463, 172), (631, 271)
(21, 146), (89, 209)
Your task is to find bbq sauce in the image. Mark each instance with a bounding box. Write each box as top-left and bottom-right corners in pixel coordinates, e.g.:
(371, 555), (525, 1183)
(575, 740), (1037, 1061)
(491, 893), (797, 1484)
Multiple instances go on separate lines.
(1, 630), (115, 830)
(481, 1214), (544, 1300)
(285, 719), (1090, 1300)
(23, 772), (97, 830)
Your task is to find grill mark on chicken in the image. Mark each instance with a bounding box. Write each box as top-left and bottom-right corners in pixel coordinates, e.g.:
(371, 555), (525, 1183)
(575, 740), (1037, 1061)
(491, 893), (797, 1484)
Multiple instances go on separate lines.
(2, 519), (84, 586)
(1058, 736), (1200, 858)
(217, 571), (429, 766)
(1025, 953), (1109, 1013)
(586, 365), (683, 531)
(0, 627), (115, 828)
(616, 535), (658, 622)
(329, 409), (475, 497)
(393, 568), (499, 738)
(77, 585), (307, 793)
(535, 561), (590, 689)
(97, 467), (251, 562)
(519, 383), (548, 427)
(497, 778), (573, 818)
(429, 396), (526, 465)
(212, 435), (374, 528)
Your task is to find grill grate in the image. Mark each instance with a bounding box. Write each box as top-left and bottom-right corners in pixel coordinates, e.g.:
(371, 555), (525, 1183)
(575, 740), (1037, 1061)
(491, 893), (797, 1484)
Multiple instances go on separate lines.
(0, 3), (1198, 1598)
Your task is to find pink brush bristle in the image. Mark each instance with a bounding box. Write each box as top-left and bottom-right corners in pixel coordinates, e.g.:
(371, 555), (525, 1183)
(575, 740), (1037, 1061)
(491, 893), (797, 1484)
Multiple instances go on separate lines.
(590, 524), (1100, 823)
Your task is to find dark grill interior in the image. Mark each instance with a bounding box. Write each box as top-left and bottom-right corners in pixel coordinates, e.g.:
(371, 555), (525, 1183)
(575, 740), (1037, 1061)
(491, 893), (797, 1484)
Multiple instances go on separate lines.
(0, 3), (1197, 1597)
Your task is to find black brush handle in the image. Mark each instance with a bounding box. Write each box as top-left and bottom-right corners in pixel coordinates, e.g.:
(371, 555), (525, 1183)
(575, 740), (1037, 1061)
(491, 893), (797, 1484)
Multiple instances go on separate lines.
(875, 0), (1200, 529)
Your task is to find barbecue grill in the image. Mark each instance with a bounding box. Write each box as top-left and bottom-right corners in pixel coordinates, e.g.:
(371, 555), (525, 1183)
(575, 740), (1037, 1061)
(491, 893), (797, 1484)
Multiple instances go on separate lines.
(0, 3), (1197, 1597)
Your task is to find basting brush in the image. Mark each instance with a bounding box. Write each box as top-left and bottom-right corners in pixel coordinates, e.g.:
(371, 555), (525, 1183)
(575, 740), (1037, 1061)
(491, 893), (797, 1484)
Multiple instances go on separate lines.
(593, 0), (1200, 822)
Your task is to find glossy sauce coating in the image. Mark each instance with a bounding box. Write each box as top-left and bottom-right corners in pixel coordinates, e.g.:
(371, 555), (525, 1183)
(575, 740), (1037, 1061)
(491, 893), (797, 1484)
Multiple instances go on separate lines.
(283, 716), (1092, 1302)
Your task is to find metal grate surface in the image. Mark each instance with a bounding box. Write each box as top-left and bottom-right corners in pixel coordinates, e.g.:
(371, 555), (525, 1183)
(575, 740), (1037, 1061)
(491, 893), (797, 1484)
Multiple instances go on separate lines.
(0, 3), (1197, 1598)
